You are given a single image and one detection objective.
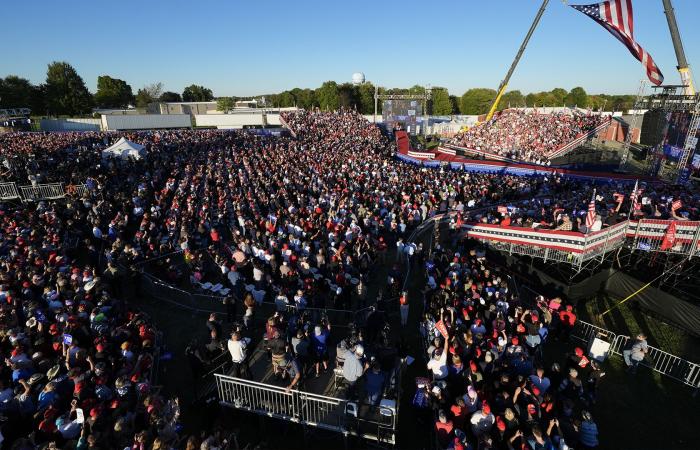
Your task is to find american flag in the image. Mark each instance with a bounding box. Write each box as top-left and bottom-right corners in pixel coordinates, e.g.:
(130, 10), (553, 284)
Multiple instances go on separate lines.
(586, 189), (597, 229)
(571, 0), (664, 85)
(672, 198), (682, 212)
(629, 180), (642, 212)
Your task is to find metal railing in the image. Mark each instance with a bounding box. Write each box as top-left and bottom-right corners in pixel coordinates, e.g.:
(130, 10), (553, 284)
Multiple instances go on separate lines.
(19, 183), (66, 201)
(215, 374), (397, 444)
(610, 335), (700, 389)
(464, 219), (700, 269)
(0, 182), (20, 200)
(0, 181), (91, 202)
(518, 285), (700, 390)
(628, 219), (700, 257)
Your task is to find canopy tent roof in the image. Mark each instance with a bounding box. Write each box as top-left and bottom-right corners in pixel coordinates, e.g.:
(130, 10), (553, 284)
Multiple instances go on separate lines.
(101, 137), (146, 160)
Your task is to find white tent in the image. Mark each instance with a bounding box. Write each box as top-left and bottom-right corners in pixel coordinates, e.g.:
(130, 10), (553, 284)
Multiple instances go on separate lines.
(101, 137), (146, 160)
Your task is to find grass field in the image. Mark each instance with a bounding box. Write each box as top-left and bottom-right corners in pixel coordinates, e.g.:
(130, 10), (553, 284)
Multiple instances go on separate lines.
(581, 293), (700, 364)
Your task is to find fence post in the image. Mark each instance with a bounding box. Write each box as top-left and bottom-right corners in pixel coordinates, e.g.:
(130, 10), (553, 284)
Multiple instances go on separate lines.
(688, 222), (700, 259)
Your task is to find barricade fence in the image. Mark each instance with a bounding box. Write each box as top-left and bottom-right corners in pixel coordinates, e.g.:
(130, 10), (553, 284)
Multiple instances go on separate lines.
(0, 182), (20, 200)
(0, 181), (90, 202)
(519, 284), (700, 390)
(139, 271), (364, 327)
(215, 374), (397, 444)
(463, 218), (700, 267)
(628, 219), (700, 257)
(20, 183), (66, 201)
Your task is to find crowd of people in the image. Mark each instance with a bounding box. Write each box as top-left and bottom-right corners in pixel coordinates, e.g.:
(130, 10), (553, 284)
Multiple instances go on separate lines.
(417, 240), (602, 450)
(450, 110), (608, 163)
(0, 109), (696, 449)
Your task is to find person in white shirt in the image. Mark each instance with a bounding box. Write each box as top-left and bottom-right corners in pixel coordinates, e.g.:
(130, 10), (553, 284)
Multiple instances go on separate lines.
(427, 336), (449, 380)
(227, 331), (250, 378)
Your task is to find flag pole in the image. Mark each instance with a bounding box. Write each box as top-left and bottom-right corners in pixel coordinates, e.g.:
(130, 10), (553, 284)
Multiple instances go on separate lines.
(626, 179), (638, 219)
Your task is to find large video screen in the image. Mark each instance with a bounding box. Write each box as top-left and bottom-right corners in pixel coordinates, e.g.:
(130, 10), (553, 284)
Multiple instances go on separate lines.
(664, 111), (699, 151)
(383, 99), (423, 135)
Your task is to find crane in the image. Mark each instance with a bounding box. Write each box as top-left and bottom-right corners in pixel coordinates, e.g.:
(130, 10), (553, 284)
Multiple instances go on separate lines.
(662, 0), (694, 95)
(484, 0), (550, 122)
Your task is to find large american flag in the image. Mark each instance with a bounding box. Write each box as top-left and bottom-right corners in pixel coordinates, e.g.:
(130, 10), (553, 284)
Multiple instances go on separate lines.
(571, 0), (664, 85)
(629, 179), (641, 213)
(586, 189), (597, 229)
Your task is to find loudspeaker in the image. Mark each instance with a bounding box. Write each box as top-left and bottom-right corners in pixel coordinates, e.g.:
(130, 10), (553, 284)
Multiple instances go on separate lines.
(640, 109), (665, 147)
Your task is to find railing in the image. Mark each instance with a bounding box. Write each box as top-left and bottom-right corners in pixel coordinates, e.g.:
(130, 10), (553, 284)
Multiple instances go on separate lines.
(278, 115), (297, 138)
(20, 183), (66, 200)
(463, 219), (700, 269)
(0, 181), (91, 202)
(547, 118), (612, 159)
(0, 182), (20, 200)
(611, 335), (700, 389)
(628, 219), (700, 257)
(215, 374), (397, 444)
(519, 285), (700, 390)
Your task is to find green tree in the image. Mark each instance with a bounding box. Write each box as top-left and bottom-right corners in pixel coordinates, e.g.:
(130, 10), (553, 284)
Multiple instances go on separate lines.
(499, 90), (525, 109)
(316, 81), (340, 110)
(550, 88), (568, 106)
(44, 61), (93, 115)
(159, 91), (182, 102)
(182, 84), (214, 102)
(276, 91), (295, 107)
(565, 86), (588, 107)
(216, 97), (235, 112)
(460, 88), (497, 115)
(408, 85), (426, 96)
(431, 87), (453, 115)
(449, 95), (460, 114)
(357, 82), (375, 114)
(135, 82), (163, 108)
(94, 75), (134, 108)
(0, 76), (35, 108)
(338, 83), (358, 109)
(294, 88), (316, 109)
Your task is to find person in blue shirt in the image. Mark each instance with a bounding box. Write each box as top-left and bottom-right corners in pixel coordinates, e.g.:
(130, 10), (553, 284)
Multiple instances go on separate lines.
(364, 361), (385, 405)
(311, 323), (331, 377)
(529, 366), (551, 394)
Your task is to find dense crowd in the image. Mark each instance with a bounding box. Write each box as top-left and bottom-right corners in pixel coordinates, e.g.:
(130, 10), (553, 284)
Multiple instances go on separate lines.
(450, 110), (608, 163)
(417, 241), (602, 450)
(0, 110), (697, 449)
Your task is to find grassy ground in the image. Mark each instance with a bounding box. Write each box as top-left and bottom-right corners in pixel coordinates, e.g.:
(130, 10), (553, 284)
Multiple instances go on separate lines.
(580, 293), (700, 364)
(544, 338), (699, 450)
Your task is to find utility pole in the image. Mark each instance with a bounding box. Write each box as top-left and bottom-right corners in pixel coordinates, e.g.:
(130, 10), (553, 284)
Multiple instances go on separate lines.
(373, 85), (378, 123)
(485, 0), (549, 121)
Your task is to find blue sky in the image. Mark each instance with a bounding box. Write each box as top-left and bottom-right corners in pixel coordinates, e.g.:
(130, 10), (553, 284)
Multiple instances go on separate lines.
(2, 0), (698, 96)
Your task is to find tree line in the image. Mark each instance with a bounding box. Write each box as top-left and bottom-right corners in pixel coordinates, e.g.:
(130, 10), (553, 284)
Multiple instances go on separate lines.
(0, 61), (637, 116)
(226, 84), (637, 116)
(0, 61), (214, 116)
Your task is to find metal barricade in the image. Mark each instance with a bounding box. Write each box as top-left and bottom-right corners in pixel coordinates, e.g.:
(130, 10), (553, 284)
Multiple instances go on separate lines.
(67, 184), (90, 197)
(611, 335), (700, 389)
(216, 375), (300, 421)
(19, 183), (65, 201)
(631, 219), (700, 257)
(215, 374), (397, 443)
(297, 391), (347, 431)
(570, 320), (616, 345)
(0, 182), (20, 200)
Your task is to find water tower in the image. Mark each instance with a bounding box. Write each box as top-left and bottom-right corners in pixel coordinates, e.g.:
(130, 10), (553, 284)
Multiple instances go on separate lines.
(351, 72), (365, 86)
